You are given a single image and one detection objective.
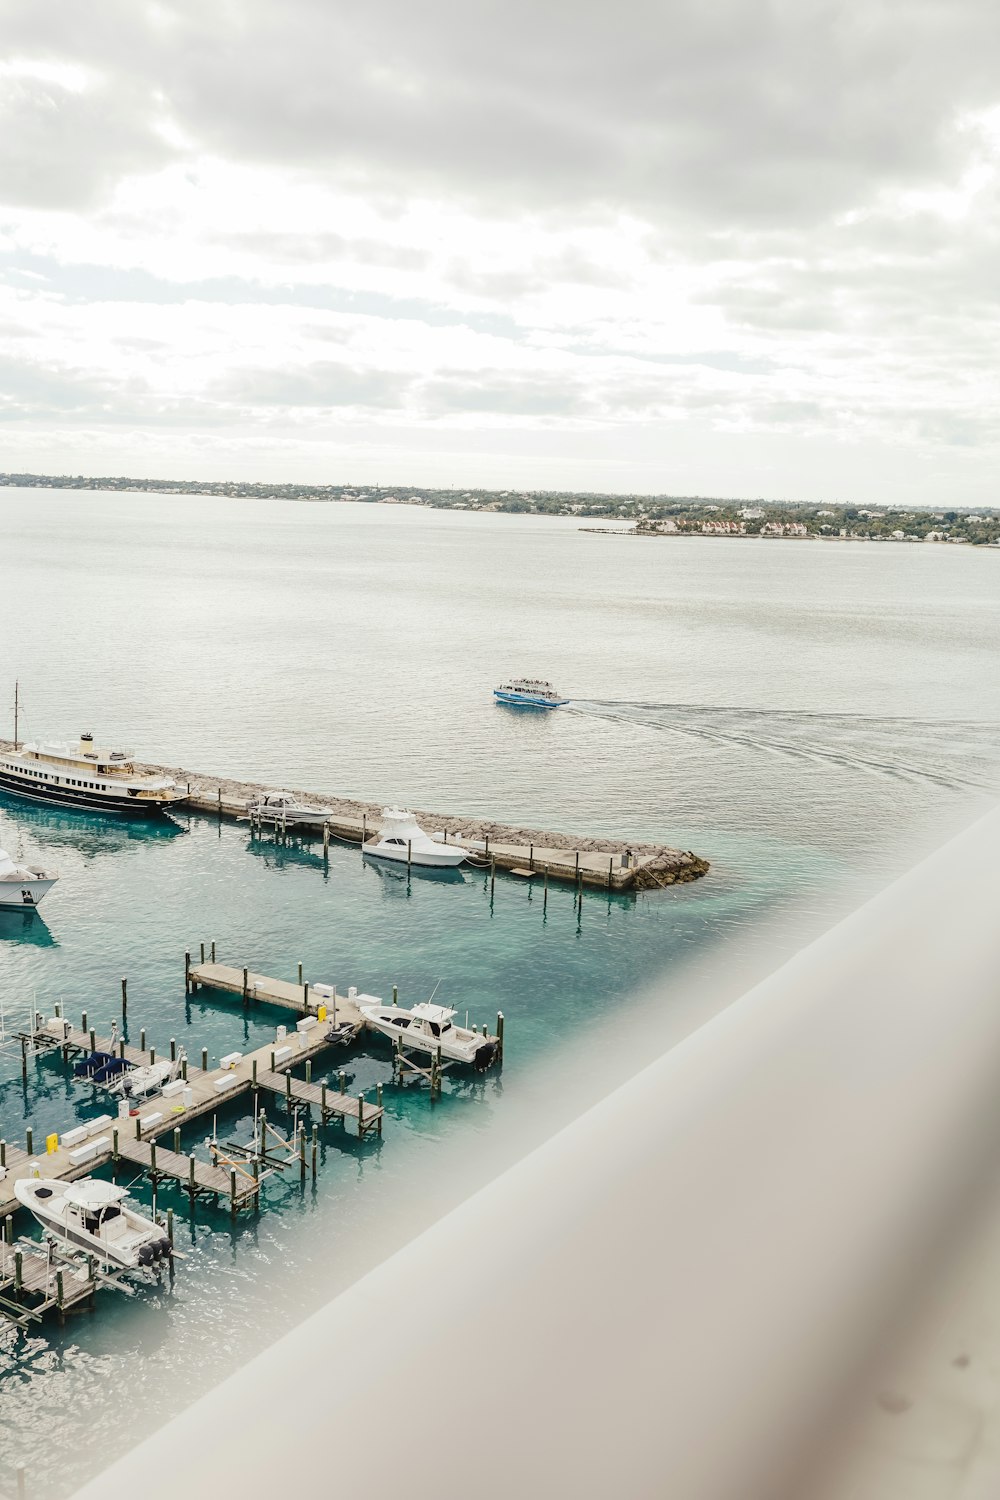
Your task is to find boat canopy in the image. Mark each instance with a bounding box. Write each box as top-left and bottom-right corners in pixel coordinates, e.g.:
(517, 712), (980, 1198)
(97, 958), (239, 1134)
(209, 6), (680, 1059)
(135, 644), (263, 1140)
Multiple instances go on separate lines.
(410, 1004), (457, 1025)
(64, 1180), (128, 1210)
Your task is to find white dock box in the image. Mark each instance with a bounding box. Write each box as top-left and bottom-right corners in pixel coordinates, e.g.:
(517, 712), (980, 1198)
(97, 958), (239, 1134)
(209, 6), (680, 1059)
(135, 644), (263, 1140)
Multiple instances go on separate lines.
(162, 1080), (185, 1098)
(61, 1126), (89, 1148)
(87, 1114), (112, 1135)
(273, 1045), (293, 1065)
(214, 1074), (239, 1093)
(220, 1051), (243, 1069)
(141, 1112), (164, 1129)
(312, 983), (335, 1001)
(296, 1016), (317, 1034)
(68, 1136), (110, 1166)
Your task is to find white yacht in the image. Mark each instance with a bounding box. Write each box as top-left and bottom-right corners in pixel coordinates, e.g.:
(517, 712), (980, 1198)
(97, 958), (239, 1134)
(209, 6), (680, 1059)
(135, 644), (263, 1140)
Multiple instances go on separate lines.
(362, 808), (467, 868)
(15, 1177), (171, 1269)
(0, 846), (57, 908)
(245, 792), (335, 828)
(0, 733), (185, 816)
(361, 999), (499, 1071)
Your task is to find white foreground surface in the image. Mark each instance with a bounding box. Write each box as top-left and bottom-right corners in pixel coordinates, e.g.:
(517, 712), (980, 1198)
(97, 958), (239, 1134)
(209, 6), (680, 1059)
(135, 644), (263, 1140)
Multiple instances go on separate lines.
(72, 806), (1000, 1500)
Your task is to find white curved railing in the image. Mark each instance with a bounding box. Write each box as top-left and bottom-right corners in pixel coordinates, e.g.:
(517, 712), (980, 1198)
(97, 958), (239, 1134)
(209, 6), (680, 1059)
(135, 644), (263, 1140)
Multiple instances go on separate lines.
(72, 805), (1000, 1500)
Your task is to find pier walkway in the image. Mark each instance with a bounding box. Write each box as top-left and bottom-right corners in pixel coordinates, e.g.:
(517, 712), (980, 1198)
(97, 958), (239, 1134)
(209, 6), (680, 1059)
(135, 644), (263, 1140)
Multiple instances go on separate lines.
(0, 1018), (383, 1219)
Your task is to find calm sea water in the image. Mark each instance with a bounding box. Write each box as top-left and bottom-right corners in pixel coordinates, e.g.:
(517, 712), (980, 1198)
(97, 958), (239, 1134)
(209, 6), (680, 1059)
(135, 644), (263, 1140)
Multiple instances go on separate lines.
(0, 492), (998, 1494)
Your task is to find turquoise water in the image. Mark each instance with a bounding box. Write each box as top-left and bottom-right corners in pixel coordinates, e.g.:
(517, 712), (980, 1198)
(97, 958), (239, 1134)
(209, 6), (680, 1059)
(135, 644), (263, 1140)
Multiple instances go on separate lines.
(0, 493), (998, 1495)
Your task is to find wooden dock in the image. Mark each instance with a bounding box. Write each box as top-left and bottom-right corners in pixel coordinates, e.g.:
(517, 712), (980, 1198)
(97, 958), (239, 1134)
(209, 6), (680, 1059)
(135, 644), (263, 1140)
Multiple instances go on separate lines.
(186, 958), (366, 1029)
(0, 1240), (101, 1326)
(0, 1016), (384, 1220)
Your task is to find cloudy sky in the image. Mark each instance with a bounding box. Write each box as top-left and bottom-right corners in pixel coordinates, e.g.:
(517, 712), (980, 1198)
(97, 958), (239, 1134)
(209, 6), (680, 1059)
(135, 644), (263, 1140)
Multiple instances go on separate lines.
(2, 0), (999, 500)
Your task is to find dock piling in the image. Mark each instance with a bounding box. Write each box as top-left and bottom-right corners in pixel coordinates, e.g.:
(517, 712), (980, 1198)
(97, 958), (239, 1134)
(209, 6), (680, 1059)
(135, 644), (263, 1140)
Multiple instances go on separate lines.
(229, 1169), (237, 1217)
(497, 1012), (505, 1064)
(3, 1214), (10, 1244)
(543, 865), (549, 912)
(607, 856), (614, 890)
(149, 1047), (156, 1066)
(25, 1127), (32, 1157)
(112, 1129), (119, 1163)
(81, 1010), (88, 1036)
(167, 1208), (174, 1247)
(311, 1124), (318, 1181)
(0, 1142), (4, 1169)
(20, 1036), (26, 1083)
(392, 984), (398, 1006)
(407, 838), (412, 872)
(140, 1028), (146, 1052)
(338, 1070), (346, 1096)
(121, 976), (127, 1016)
(530, 842), (534, 871)
(242, 967), (249, 1005)
(173, 1127), (181, 1154)
(211, 939), (216, 963)
(182, 1058), (188, 1081)
(305, 1060), (312, 1085)
(323, 822), (330, 855)
(14, 1250), (22, 1293)
(89, 1028), (96, 1054)
(170, 1037), (176, 1062)
(297, 961), (303, 986)
(188, 1155), (196, 1196)
(184, 951), (191, 993)
(201, 1048), (208, 1071)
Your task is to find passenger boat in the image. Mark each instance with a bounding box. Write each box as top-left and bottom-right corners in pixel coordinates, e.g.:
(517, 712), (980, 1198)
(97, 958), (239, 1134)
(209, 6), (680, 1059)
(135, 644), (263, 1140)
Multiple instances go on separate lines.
(493, 679), (568, 708)
(0, 846), (57, 908)
(244, 791), (335, 828)
(360, 999), (499, 1071)
(0, 733), (185, 816)
(14, 1177), (172, 1269)
(362, 808), (467, 868)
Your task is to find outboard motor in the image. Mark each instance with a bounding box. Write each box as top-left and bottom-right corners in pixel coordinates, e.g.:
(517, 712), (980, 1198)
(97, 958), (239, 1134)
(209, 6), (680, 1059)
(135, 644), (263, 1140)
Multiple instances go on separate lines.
(473, 1042), (498, 1073)
(137, 1245), (154, 1265)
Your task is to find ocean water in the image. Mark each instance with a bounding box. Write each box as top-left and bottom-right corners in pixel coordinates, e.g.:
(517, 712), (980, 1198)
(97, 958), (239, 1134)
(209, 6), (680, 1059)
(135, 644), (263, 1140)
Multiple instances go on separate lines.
(0, 492), (998, 1495)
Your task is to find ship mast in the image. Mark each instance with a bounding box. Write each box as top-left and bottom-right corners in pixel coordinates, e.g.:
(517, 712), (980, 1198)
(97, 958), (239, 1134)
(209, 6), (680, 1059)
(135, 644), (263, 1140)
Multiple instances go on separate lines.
(13, 679), (18, 751)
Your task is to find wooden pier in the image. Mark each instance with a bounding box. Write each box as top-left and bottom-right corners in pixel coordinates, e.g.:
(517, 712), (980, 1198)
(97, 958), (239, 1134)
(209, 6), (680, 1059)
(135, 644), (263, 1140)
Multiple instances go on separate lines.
(0, 1239), (102, 1327)
(0, 1014), (384, 1221)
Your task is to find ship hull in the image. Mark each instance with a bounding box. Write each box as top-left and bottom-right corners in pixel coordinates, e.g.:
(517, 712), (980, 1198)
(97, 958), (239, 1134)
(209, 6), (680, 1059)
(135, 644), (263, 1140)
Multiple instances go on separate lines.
(493, 691), (567, 708)
(0, 770), (182, 818)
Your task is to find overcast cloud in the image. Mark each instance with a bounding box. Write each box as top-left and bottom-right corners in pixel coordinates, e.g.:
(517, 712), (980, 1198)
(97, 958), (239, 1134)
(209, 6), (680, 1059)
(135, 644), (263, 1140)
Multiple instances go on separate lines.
(1, 0), (999, 499)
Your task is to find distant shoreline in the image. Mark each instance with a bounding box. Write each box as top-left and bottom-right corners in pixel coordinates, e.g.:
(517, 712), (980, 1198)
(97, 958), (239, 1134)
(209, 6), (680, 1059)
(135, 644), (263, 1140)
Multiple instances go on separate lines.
(4, 473), (999, 545)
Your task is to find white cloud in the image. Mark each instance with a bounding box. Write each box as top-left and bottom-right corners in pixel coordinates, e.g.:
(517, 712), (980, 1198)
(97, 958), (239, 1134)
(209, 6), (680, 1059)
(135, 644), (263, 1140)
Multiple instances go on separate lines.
(0, 0), (999, 499)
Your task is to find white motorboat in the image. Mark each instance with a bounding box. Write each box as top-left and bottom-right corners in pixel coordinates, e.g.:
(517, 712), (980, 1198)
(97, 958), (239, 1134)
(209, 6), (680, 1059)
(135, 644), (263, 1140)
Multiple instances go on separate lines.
(14, 1177), (171, 1269)
(360, 999), (499, 1071)
(107, 1054), (184, 1100)
(362, 808), (467, 868)
(245, 792), (335, 828)
(0, 846), (57, 909)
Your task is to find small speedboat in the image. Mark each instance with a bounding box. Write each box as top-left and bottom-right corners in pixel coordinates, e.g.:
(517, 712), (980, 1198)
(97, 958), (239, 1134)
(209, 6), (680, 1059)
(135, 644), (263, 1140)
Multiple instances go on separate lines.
(362, 808), (467, 868)
(361, 1000), (499, 1071)
(493, 678), (568, 708)
(0, 846), (57, 909)
(15, 1177), (171, 1269)
(107, 1054), (183, 1100)
(245, 792), (335, 828)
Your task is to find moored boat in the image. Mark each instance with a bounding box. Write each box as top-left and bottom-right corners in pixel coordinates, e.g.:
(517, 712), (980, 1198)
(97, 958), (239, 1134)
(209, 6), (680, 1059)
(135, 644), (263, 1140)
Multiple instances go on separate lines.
(493, 678), (568, 708)
(0, 732), (185, 816)
(360, 999), (499, 1071)
(14, 1177), (172, 1269)
(362, 808), (467, 868)
(244, 792), (335, 828)
(0, 846), (57, 908)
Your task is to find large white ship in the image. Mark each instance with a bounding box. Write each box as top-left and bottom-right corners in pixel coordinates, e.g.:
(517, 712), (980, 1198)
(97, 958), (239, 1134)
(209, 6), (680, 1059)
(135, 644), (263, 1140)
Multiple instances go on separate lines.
(0, 732), (186, 816)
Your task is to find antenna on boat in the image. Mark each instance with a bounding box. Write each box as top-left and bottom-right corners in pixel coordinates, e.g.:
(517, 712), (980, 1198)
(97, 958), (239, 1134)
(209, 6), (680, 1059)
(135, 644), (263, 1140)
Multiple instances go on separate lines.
(426, 979), (443, 1005)
(13, 679), (19, 751)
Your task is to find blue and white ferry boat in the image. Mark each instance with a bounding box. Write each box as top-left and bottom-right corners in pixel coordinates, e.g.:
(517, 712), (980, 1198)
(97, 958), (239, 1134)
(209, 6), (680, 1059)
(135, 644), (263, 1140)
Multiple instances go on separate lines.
(493, 678), (569, 708)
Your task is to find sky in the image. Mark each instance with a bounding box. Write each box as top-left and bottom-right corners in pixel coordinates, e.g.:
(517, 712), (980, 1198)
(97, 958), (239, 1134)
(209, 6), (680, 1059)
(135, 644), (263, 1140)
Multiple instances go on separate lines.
(1, 0), (1000, 502)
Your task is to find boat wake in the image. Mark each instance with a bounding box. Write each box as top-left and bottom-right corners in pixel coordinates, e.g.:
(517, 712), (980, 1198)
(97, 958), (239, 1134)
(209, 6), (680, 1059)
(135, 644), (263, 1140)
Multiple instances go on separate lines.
(568, 700), (1000, 794)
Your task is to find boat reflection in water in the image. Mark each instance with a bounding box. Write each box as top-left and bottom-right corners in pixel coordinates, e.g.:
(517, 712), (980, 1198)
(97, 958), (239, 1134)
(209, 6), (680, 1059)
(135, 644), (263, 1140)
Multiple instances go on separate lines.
(0, 905), (56, 947)
(364, 857), (467, 893)
(0, 794), (185, 858)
